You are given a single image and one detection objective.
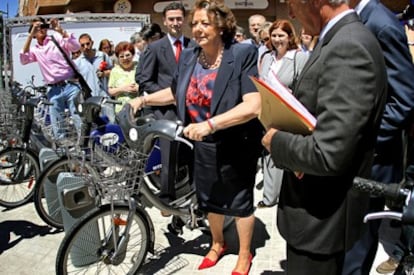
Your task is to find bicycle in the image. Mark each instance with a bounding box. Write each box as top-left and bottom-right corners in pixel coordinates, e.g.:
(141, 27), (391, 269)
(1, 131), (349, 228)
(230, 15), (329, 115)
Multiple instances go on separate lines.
(353, 177), (414, 275)
(33, 96), (194, 231)
(33, 95), (122, 228)
(54, 103), (227, 274)
(0, 81), (29, 150)
(118, 104), (233, 235)
(0, 83), (51, 208)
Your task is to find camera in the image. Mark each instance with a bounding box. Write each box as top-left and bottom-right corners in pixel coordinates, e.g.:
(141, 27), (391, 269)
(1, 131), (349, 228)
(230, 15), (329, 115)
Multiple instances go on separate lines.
(397, 4), (414, 21)
(40, 23), (50, 29)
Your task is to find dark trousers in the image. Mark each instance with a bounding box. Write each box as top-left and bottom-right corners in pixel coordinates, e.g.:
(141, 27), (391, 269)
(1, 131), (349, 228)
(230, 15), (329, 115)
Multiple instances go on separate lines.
(342, 198), (384, 275)
(287, 245), (345, 275)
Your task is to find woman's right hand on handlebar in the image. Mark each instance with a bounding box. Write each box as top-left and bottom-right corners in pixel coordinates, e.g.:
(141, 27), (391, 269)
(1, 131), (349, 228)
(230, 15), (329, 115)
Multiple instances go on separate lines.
(129, 96), (145, 114)
(183, 121), (213, 141)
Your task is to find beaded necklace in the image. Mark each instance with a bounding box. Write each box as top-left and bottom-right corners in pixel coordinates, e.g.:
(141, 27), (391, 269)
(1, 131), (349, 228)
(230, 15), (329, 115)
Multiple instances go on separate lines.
(199, 46), (224, 69)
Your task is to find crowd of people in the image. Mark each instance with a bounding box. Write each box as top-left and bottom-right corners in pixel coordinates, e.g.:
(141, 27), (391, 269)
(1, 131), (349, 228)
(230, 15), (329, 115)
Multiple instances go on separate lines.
(19, 0), (414, 274)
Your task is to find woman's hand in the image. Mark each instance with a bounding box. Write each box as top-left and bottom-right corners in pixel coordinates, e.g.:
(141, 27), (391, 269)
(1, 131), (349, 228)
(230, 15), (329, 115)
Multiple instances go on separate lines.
(122, 83), (139, 93)
(183, 121), (213, 141)
(129, 96), (144, 114)
(129, 83), (139, 93)
(128, 87), (175, 114)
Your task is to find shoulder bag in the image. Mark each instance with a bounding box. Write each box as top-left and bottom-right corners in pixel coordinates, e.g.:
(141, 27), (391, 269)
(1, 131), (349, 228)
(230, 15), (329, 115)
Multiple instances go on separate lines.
(50, 35), (92, 98)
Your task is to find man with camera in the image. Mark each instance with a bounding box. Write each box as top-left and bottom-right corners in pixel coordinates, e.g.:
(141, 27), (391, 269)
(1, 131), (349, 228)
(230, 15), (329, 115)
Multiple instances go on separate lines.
(20, 17), (82, 139)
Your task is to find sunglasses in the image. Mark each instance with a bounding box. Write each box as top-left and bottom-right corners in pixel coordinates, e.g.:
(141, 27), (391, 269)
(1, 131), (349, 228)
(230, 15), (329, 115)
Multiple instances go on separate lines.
(81, 42), (91, 48)
(119, 53), (133, 59)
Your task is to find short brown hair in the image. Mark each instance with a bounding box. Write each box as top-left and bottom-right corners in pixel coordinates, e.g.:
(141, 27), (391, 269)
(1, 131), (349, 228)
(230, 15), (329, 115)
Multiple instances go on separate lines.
(268, 19), (299, 51)
(189, 0), (237, 45)
(114, 41), (135, 57)
(28, 17), (46, 33)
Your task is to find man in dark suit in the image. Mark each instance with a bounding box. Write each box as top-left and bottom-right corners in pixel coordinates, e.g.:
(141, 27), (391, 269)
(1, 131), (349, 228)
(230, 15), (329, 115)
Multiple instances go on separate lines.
(343, 1), (414, 274)
(261, 0), (387, 274)
(136, 2), (195, 207)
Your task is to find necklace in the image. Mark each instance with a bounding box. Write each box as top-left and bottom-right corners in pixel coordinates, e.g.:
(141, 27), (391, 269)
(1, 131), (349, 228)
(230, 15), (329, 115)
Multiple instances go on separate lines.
(199, 46), (224, 69)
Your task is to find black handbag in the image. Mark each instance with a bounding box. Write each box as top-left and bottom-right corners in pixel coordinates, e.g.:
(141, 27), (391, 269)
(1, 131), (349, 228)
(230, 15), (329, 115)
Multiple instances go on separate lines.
(50, 35), (92, 98)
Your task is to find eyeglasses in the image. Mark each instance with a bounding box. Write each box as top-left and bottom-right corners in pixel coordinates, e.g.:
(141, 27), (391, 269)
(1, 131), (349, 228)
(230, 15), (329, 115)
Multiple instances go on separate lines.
(119, 53), (133, 59)
(81, 42), (91, 48)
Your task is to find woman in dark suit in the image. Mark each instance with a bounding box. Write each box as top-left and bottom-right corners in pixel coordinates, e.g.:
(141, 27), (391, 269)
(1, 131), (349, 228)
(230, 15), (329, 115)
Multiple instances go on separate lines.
(129, 1), (262, 274)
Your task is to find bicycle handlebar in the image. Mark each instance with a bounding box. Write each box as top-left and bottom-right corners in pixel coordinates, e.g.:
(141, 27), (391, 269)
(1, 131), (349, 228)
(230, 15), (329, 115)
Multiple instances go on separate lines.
(353, 177), (414, 224)
(353, 177), (409, 204)
(116, 103), (194, 152)
(103, 98), (122, 105)
(77, 96), (122, 123)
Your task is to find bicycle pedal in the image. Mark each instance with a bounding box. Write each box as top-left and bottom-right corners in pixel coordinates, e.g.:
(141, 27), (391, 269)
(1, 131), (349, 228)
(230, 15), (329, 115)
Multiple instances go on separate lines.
(167, 223), (183, 235)
(167, 216), (185, 235)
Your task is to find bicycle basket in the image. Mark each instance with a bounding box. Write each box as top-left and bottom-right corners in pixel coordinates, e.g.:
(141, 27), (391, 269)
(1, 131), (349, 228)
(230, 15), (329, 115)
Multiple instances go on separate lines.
(77, 138), (148, 199)
(44, 112), (79, 148)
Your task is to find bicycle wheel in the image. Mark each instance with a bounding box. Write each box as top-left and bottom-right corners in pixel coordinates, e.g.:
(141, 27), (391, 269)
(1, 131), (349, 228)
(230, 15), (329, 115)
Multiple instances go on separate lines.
(56, 204), (150, 275)
(0, 147), (39, 208)
(144, 137), (192, 201)
(33, 157), (97, 229)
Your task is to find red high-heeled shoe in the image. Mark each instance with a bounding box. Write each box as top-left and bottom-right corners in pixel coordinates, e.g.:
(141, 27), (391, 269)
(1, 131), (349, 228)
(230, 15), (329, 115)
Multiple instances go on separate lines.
(198, 243), (228, 270)
(231, 253), (253, 275)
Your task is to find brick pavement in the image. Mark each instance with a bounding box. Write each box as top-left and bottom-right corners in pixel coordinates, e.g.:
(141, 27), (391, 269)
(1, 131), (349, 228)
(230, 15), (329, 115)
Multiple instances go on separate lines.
(0, 172), (388, 275)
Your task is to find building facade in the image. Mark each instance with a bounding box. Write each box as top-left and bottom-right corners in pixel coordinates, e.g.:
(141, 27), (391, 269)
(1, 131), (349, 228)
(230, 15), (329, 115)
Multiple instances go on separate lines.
(18, 0), (410, 38)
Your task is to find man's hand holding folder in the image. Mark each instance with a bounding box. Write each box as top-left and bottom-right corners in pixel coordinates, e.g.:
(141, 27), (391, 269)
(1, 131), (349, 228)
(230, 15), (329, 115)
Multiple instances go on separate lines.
(250, 75), (316, 134)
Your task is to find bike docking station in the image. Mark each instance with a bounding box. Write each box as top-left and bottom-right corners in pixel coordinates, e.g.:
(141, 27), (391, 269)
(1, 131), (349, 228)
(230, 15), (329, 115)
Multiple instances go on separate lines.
(56, 171), (100, 267)
(39, 148), (63, 222)
(39, 147), (60, 171)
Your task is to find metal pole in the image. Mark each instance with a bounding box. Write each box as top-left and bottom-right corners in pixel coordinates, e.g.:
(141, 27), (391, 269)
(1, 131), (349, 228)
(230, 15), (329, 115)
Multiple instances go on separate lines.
(0, 12), (4, 90)
(0, 9), (8, 90)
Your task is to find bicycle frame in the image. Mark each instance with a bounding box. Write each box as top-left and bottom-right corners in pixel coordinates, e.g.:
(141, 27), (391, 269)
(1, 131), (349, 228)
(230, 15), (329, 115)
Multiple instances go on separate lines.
(116, 104), (212, 231)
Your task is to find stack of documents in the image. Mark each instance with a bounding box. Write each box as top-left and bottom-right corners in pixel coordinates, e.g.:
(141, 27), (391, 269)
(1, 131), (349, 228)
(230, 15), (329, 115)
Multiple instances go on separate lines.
(250, 75), (316, 134)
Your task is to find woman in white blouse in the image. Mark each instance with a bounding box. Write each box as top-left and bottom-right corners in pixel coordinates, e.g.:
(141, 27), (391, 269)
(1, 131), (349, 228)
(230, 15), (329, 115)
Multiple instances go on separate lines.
(259, 19), (308, 89)
(258, 19), (309, 208)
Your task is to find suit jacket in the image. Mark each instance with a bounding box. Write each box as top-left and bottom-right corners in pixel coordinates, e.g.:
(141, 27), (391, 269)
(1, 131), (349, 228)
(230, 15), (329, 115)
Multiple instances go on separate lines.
(136, 35), (195, 92)
(360, 0), (414, 183)
(136, 35), (195, 114)
(172, 42), (263, 152)
(270, 13), (387, 254)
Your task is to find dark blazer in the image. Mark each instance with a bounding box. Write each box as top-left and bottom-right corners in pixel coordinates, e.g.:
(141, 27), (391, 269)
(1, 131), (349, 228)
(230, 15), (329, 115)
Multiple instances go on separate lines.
(172, 42), (263, 150)
(361, 0), (414, 183)
(136, 35), (194, 93)
(270, 13), (387, 254)
(136, 35), (195, 113)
